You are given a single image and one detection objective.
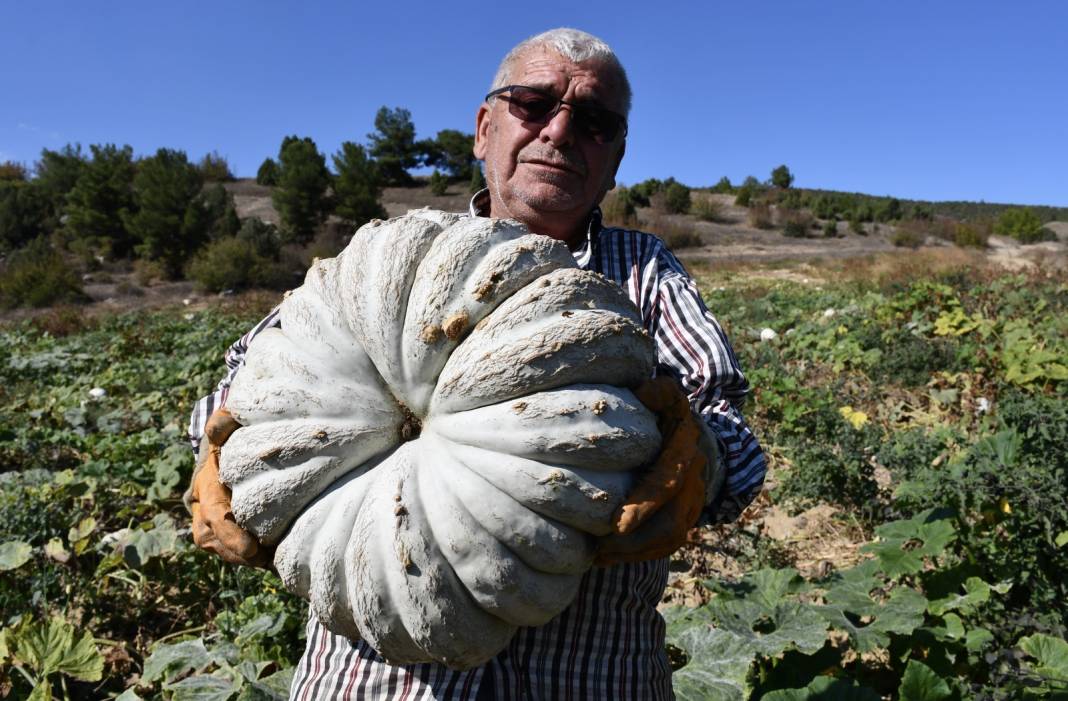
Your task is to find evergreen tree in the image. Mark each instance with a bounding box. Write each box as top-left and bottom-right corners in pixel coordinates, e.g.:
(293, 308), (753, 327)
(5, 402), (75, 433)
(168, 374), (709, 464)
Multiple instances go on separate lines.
(198, 151), (234, 182)
(34, 144), (87, 228)
(256, 158), (279, 186)
(331, 141), (387, 230)
(64, 144), (137, 258)
(200, 183), (241, 239)
(367, 106), (419, 185)
(429, 169), (448, 196)
(272, 136), (331, 244)
(0, 181), (49, 252)
(0, 162), (28, 181)
(121, 148), (207, 278)
(771, 164), (794, 189)
(422, 129), (476, 180)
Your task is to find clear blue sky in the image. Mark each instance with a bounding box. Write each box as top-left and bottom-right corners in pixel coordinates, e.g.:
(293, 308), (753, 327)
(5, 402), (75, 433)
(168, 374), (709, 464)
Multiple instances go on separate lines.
(2, 1), (1066, 206)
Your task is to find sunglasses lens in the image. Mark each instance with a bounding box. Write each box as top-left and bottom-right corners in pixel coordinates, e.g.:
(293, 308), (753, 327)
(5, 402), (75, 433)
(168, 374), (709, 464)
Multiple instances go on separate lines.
(575, 107), (621, 143)
(500, 86), (624, 144)
(507, 87), (557, 121)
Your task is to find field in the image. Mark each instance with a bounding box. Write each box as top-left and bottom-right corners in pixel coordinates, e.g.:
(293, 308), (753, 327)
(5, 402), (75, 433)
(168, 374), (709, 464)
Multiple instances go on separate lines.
(1, 248), (1066, 699)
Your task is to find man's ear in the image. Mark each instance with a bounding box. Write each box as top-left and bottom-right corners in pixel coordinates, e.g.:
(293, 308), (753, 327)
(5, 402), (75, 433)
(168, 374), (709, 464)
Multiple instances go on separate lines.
(473, 104), (491, 160)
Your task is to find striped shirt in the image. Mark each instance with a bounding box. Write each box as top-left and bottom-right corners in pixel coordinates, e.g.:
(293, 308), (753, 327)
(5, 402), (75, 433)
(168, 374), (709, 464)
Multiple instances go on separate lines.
(188, 192), (766, 699)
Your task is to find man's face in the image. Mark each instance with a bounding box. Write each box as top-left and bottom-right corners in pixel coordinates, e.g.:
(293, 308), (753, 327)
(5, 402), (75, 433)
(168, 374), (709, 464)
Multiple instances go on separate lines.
(474, 48), (627, 243)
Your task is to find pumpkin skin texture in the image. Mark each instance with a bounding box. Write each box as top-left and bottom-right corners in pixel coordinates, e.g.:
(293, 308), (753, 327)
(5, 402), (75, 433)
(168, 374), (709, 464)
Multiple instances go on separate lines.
(219, 210), (659, 669)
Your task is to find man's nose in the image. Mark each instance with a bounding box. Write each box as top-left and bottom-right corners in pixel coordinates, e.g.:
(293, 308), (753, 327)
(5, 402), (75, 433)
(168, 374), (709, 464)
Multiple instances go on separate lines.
(539, 104), (576, 147)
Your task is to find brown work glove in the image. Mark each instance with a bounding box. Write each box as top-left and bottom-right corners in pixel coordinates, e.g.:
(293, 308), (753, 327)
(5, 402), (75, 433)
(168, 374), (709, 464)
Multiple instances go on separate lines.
(189, 408), (273, 568)
(596, 376), (708, 566)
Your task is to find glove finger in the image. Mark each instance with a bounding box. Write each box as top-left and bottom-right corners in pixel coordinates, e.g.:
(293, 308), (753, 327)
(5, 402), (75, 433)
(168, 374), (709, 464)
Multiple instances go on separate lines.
(597, 501), (677, 566)
(633, 376), (686, 414)
(209, 511), (263, 561)
(206, 408), (241, 446)
(614, 420), (703, 534)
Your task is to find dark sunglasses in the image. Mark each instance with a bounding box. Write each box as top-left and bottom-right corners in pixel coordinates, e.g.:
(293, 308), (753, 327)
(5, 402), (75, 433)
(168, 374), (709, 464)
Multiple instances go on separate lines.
(485, 85), (628, 144)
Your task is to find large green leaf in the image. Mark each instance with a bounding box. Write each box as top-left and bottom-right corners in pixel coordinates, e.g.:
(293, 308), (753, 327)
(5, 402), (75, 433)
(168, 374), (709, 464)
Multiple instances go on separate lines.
(123, 513), (181, 568)
(165, 671), (242, 701)
(707, 568), (810, 606)
(928, 577), (994, 616)
(898, 660), (952, 701)
(10, 616), (103, 682)
(818, 567), (927, 653)
(0, 540), (32, 570)
(1019, 634), (1068, 697)
(142, 638), (212, 685)
(762, 676), (881, 701)
(861, 509), (956, 578)
(663, 607), (755, 701)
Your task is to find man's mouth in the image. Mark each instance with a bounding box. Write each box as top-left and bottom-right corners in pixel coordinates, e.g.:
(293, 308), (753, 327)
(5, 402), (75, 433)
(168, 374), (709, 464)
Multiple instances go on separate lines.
(521, 159), (583, 176)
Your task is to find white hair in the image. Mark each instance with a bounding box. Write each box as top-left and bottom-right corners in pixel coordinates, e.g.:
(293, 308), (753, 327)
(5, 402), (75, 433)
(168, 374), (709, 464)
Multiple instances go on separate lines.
(488, 28), (632, 117)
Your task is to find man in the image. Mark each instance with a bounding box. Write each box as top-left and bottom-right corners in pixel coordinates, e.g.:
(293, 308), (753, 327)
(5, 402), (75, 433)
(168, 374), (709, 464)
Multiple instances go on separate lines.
(189, 28), (765, 699)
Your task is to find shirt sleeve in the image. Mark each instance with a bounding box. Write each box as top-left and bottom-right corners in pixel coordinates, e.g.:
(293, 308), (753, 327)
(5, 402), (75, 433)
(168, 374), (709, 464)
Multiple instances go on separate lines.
(650, 246), (767, 523)
(187, 307), (283, 454)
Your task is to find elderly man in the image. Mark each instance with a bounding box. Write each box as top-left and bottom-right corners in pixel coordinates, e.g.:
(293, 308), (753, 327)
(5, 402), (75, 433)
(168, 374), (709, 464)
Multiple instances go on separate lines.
(189, 28), (765, 699)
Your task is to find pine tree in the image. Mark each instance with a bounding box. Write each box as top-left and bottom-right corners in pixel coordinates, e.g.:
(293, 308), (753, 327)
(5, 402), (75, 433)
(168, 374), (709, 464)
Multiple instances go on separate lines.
(272, 136), (331, 244)
(331, 141), (387, 230)
(770, 164), (794, 189)
(121, 148), (207, 278)
(64, 144), (137, 258)
(429, 169), (448, 196)
(34, 144), (87, 229)
(367, 107), (419, 186)
(422, 129), (476, 180)
(469, 165), (486, 194)
(256, 158), (279, 186)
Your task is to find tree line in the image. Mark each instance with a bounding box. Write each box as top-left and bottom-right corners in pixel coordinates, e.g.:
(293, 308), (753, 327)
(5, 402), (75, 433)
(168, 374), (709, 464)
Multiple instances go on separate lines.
(0, 107), (485, 305)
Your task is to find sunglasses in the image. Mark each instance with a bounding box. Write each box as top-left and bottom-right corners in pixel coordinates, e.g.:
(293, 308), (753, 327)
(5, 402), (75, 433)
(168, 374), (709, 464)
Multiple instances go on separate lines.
(485, 85), (628, 144)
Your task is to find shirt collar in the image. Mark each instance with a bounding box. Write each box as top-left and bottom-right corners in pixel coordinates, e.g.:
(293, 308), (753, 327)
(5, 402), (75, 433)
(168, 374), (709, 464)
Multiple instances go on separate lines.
(468, 188), (600, 266)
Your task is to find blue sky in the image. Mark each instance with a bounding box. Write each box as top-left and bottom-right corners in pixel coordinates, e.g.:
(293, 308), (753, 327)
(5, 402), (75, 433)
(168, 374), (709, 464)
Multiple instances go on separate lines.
(2, 1), (1065, 206)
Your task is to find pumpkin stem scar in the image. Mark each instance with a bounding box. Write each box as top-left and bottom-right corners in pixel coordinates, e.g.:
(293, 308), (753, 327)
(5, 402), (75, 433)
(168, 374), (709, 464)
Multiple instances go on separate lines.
(398, 401), (422, 441)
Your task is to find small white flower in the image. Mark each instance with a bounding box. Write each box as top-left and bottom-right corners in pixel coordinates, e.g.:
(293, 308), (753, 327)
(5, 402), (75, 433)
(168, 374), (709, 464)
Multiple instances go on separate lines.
(182, 298), (192, 306)
(760, 328), (778, 342)
(184, 313), (195, 321)
(977, 397), (991, 414)
(823, 308), (836, 318)
(88, 387), (107, 399)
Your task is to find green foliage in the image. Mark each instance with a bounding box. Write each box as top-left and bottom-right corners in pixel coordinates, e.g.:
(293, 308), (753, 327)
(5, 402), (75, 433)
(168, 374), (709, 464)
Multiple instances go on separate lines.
(200, 183), (241, 240)
(122, 148), (207, 278)
(771, 164), (794, 189)
(0, 180), (49, 251)
(659, 179), (692, 214)
(711, 176), (733, 194)
(0, 161), (28, 181)
(470, 164), (486, 194)
(780, 209), (815, 238)
(995, 207), (1055, 243)
(256, 157), (279, 186)
(429, 169), (448, 196)
(822, 219), (838, 237)
(421, 129), (476, 180)
(236, 217), (282, 259)
(734, 187), (752, 207)
(692, 194), (726, 222)
(0, 615), (104, 698)
(891, 227), (924, 248)
(953, 222), (988, 248)
(629, 177), (663, 207)
(600, 187), (638, 228)
(197, 151), (234, 182)
(747, 202), (773, 229)
(0, 238), (87, 309)
(367, 106), (419, 185)
(33, 144), (87, 229)
(272, 135), (331, 244)
(62, 143), (138, 259)
(186, 235), (290, 292)
(331, 141), (387, 229)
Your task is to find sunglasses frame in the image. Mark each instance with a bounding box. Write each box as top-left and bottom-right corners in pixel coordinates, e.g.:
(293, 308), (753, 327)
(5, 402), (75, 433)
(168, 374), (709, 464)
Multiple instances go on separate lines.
(485, 84), (628, 144)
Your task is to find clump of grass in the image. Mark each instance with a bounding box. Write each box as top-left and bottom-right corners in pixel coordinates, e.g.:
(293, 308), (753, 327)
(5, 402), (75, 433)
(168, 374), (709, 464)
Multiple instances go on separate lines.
(747, 202), (773, 229)
(0, 238), (88, 309)
(645, 213), (703, 249)
(691, 195), (727, 223)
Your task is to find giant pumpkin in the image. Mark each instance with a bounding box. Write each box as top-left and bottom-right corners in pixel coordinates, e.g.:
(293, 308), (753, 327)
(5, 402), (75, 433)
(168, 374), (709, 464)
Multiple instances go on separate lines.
(219, 210), (661, 668)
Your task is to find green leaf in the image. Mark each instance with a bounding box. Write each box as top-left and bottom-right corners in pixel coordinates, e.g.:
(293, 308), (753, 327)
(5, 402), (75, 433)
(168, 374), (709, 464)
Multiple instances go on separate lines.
(818, 564), (927, 653)
(861, 509), (956, 577)
(44, 538), (70, 564)
(142, 638), (212, 685)
(763, 676), (881, 701)
(115, 690), (145, 701)
(165, 671), (242, 701)
(1055, 531), (1068, 548)
(124, 514), (181, 568)
(68, 516), (96, 554)
(1019, 634), (1068, 693)
(663, 607), (755, 701)
(927, 577), (993, 616)
(965, 627), (993, 652)
(898, 660), (951, 701)
(0, 540), (33, 570)
(10, 616), (103, 682)
(27, 681), (52, 701)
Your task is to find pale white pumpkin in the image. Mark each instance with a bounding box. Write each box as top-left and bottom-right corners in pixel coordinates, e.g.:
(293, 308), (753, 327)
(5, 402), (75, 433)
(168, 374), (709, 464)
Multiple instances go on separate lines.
(219, 210), (660, 669)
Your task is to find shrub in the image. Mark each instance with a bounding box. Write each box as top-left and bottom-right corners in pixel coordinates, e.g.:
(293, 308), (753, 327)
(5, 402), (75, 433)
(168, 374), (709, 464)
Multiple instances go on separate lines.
(198, 151), (233, 182)
(629, 178), (663, 207)
(849, 218), (865, 235)
(779, 209), (814, 238)
(600, 188), (638, 228)
(822, 219), (839, 237)
(770, 164), (794, 189)
(710, 176), (733, 194)
(331, 141), (387, 229)
(0, 237), (88, 308)
(734, 187), (752, 207)
(429, 169), (448, 196)
(646, 213), (702, 249)
(0, 180), (49, 251)
(891, 228), (923, 248)
(953, 222), (989, 248)
(0, 161), (27, 181)
(186, 236), (289, 292)
(272, 136), (331, 244)
(994, 207), (1055, 243)
(256, 158), (279, 186)
(236, 217), (282, 259)
(691, 195), (725, 222)
(661, 180), (691, 214)
(747, 202), (773, 229)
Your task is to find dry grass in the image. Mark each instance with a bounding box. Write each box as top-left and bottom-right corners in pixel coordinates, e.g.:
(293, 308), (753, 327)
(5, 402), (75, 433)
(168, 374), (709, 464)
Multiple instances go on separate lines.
(747, 202), (774, 229)
(643, 212), (703, 249)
